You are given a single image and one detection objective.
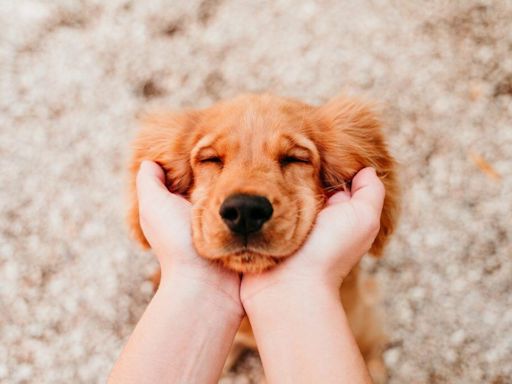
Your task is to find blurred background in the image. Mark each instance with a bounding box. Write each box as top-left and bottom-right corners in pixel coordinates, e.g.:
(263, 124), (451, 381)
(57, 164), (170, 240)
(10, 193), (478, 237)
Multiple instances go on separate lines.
(1, 0), (511, 383)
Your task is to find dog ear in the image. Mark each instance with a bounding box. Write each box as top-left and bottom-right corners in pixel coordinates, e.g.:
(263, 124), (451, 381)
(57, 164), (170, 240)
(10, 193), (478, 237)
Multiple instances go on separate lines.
(128, 110), (199, 247)
(314, 96), (400, 256)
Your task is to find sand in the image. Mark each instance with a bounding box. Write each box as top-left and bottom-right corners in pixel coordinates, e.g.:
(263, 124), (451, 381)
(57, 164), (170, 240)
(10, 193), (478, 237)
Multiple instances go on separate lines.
(1, 1), (511, 383)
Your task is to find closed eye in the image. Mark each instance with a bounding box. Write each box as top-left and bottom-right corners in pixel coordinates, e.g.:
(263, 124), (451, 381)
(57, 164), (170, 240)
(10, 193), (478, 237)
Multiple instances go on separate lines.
(199, 156), (223, 164)
(280, 155), (311, 166)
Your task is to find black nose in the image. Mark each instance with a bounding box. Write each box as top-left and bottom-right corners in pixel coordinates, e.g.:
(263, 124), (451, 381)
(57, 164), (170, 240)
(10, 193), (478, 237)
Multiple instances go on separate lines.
(219, 194), (273, 235)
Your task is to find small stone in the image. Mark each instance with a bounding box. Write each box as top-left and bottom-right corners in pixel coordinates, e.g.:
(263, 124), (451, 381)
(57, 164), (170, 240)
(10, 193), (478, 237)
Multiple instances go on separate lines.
(483, 311), (498, 326)
(384, 347), (401, 366)
(140, 281), (154, 295)
(444, 349), (457, 363)
(450, 329), (466, 346)
(485, 349), (499, 363)
(410, 286), (426, 300)
(0, 365), (8, 380)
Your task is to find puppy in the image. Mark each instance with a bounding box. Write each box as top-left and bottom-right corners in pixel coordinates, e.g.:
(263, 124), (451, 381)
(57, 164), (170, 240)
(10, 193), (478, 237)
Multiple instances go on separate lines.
(128, 94), (399, 383)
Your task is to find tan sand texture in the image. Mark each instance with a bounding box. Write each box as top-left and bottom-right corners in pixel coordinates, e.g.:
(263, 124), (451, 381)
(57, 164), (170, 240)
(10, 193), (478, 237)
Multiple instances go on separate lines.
(1, 1), (511, 383)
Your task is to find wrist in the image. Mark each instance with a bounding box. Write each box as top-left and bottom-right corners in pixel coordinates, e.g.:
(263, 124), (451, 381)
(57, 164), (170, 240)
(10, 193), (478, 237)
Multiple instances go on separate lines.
(158, 272), (244, 321)
(242, 279), (340, 317)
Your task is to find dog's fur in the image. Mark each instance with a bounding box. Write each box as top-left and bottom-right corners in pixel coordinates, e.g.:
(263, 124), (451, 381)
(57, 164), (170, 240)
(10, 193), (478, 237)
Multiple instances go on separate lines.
(128, 94), (399, 383)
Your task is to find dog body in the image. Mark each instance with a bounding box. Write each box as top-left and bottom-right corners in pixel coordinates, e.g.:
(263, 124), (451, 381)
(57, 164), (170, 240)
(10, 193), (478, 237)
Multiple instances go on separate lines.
(129, 94), (399, 383)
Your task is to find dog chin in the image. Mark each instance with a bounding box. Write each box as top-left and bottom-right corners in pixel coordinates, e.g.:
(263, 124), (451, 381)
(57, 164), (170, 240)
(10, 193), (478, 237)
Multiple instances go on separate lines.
(219, 251), (281, 273)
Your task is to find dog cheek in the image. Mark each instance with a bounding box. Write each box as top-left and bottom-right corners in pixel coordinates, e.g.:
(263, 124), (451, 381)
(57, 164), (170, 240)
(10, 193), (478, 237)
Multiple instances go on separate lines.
(292, 187), (321, 248)
(190, 204), (205, 250)
(190, 191), (216, 256)
(192, 196), (230, 257)
(263, 193), (302, 254)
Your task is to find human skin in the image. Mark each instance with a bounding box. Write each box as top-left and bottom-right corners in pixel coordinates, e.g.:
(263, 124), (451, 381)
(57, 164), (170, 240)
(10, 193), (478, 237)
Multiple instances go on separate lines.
(109, 161), (383, 384)
(241, 167), (384, 384)
(108, 161), (243, 384)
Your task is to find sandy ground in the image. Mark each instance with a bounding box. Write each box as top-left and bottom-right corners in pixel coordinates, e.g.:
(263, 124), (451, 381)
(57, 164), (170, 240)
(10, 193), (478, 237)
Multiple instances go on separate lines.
(1, 0), (511, 383)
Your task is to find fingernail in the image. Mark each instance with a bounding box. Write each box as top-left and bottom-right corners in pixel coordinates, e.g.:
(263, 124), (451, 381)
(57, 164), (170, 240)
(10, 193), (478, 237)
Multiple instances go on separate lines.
(140, 160), (151, 170)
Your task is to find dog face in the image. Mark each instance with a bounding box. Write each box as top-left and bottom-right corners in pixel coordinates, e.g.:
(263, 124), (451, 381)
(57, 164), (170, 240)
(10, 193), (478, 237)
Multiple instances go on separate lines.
(129, 94), (399, 272)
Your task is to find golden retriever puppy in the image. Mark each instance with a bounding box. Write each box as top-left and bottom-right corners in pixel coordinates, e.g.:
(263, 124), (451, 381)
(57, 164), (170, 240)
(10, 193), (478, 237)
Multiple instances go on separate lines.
(128, 94), (399, 383)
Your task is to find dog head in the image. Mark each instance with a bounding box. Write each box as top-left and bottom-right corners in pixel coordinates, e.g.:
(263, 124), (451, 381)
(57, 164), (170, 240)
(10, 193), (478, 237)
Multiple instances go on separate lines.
(129, 94), (399, 272)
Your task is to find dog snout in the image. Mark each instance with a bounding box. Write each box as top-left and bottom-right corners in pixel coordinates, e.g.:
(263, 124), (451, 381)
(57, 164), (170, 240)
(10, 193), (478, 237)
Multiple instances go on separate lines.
(219, 194), (273, 235)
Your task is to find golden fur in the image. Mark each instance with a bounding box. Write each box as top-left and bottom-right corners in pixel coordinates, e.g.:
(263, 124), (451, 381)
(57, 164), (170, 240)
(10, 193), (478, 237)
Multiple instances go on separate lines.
(128, 93), (399, 382)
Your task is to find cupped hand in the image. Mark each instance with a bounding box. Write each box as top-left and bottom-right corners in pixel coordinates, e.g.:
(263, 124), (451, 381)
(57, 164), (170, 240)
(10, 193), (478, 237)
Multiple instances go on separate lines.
(241, 167), (385, 303)
(136, 160), (242, 312)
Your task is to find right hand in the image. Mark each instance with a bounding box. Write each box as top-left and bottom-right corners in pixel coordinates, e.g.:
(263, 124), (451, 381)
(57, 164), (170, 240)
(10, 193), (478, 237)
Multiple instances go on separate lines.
(241, 167), (385, 304)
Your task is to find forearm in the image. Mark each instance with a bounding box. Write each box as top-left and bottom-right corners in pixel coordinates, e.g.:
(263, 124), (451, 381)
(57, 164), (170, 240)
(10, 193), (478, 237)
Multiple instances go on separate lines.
(109, 277), (242, 384)
(244, 283), (372, 384)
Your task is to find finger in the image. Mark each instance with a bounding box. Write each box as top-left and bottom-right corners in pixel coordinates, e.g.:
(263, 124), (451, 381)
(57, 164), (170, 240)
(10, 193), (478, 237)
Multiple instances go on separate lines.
(326, 190), (351, 206)
(350, 167), (385, 214)
(135, 162), (194, 257)
(136, 161), (191, 220)
(136, 160), (168, 200)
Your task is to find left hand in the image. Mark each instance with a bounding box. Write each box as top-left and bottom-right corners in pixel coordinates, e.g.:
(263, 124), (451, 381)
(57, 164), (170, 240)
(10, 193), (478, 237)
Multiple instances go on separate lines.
(136, 160), (242, 315)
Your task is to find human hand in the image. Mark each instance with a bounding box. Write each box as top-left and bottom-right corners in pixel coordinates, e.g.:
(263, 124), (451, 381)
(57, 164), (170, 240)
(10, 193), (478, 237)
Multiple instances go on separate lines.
(241, 167), (385, 304)
(136, 160), (242, 314)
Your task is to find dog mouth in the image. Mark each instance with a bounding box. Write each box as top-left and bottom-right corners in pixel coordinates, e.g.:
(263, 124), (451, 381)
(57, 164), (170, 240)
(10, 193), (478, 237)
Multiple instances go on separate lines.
(218, 249), (285, 273)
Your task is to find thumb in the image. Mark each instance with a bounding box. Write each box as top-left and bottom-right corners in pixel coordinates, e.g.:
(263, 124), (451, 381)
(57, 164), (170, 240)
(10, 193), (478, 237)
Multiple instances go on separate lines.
(349, 167), (385, 215)
(136, 160), (168, 201)
(316, 167), (384, 244)
(136, 160), (191, 223)
(135, 161), (194, 261)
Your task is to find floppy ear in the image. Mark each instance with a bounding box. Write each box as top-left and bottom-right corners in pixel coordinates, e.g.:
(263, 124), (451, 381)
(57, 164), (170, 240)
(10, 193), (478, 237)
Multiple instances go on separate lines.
(314, 96), (400, 256)
(128, 110), (199, 247)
